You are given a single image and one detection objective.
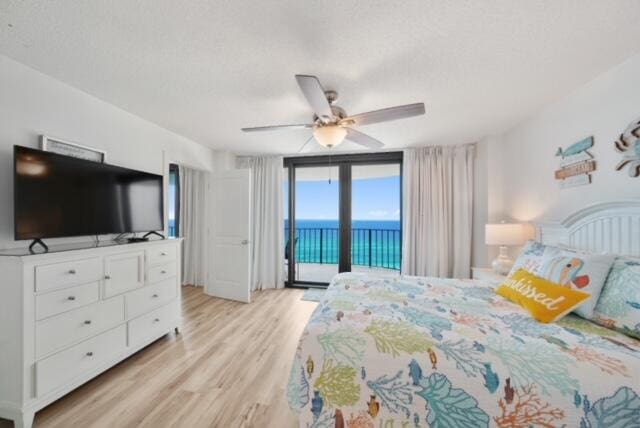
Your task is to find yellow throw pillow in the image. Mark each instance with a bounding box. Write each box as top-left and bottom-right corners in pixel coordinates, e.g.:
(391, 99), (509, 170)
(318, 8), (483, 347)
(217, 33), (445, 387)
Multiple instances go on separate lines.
(496, 269), (591, 323)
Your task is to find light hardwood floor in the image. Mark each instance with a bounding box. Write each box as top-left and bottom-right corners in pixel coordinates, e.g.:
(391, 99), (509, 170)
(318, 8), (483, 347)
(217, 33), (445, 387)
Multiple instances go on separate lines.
(1, 286), (317, 428)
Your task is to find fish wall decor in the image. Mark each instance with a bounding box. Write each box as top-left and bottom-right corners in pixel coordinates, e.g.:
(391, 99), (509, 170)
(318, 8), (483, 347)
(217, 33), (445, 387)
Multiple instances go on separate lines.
(614, 117), (640, 177)
(555, 136), (596, 188)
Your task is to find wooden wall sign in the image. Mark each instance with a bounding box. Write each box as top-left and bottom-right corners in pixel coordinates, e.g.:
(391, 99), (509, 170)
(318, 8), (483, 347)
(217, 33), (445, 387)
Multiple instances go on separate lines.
(555, 136), (596, 188)
(614, 117), (640, 177)
(554, 160), (596, 179)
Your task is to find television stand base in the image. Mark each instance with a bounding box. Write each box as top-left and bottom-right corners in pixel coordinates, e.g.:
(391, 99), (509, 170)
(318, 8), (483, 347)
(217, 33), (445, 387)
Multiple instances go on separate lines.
(143, 231), (165, 240)
(29, 239), (49, 253)
(125, 231), (165, 243)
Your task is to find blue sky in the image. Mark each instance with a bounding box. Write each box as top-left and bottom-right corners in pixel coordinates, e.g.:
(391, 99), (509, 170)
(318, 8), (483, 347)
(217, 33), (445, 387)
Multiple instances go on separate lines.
(169, 173), (400, 222)
(285, 176), (400, 220)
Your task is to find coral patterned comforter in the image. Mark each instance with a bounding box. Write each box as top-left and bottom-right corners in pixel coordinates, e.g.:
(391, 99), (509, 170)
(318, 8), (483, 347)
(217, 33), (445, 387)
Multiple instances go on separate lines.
(287, 273), (640, 428)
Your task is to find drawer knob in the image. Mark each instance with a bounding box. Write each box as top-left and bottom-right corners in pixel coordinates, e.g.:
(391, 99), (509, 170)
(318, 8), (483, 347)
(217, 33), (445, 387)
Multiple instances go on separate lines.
(84, 320), (92, 325)
(161, 270), (167, 274)
(86, 351), (93, 357)
(153, 318), (160, 323)
(152, 294), (159, 298)
(104, 275), (111, 280)
(67, 296), (76, 301)
(161, 252), (167, 256)
(68, 269), (76, 274)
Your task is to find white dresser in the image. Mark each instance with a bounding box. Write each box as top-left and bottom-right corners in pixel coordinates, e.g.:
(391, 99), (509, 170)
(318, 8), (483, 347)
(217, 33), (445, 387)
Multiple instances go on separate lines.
(0, 239), (182, 428)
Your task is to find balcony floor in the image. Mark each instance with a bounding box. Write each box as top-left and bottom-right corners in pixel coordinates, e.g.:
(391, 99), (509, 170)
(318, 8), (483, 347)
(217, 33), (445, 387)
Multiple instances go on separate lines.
(287, 262), (400, 284)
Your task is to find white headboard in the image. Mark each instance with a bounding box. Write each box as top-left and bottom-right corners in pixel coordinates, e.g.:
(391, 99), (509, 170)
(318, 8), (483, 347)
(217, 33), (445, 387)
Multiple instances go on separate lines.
(536, 200), (640, 256)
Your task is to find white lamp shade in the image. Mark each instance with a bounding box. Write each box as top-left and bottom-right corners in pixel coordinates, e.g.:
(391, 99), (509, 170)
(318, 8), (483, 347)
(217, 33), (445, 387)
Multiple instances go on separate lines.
(485, 223), (527, 246)
(313, 125), (347, 148)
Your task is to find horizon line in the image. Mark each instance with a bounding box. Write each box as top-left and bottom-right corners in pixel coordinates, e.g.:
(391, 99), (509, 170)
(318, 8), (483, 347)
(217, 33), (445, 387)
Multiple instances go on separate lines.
(288, 218), (400, 221)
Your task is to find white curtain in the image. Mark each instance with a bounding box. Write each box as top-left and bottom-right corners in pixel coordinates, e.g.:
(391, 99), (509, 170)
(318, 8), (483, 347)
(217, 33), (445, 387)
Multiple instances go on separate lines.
(242, 156), (285, 291)
(402, 144), (475, 278)
(179, 165), (209, 287)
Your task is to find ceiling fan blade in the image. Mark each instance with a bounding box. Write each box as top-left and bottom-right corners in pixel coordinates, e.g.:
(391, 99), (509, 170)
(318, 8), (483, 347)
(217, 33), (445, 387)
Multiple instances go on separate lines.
(295, 75), (334, 124)
(241, 124), (312, 132)
(345, 128), (384, 149)
(341, 103), (425, 126)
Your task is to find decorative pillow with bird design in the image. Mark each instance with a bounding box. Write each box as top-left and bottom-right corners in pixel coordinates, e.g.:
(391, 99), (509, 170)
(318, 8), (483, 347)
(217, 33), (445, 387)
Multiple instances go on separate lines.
(592, 256), (640, 339)
(496, 269), (591, 323)
(536, 250), (615, 319)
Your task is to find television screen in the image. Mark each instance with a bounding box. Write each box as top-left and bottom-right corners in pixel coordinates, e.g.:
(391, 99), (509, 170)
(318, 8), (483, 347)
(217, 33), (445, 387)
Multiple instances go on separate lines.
(14, 145), (163, 240)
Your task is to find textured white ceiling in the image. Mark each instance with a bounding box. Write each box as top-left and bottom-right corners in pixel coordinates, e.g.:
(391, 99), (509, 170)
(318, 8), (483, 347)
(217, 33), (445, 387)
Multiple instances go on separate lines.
(1, 1), (640, 155)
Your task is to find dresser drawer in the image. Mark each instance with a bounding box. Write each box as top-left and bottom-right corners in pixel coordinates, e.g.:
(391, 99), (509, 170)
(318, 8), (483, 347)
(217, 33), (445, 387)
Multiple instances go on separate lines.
(126, 278), (176, 319)
(36, 281), (100, 320)
(36, 296), (125, 359)
(35, 257), (102, 292)
(128, 302), (176, 347)
(147, 245), (177, 266)
(148, 262), (176, 284)
(36, 324), (127, 396)
(104, 251), (145, 298)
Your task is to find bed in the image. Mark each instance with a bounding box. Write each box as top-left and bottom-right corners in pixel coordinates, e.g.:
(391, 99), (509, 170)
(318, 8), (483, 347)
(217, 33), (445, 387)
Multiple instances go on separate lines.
(287, 202), (640, 428)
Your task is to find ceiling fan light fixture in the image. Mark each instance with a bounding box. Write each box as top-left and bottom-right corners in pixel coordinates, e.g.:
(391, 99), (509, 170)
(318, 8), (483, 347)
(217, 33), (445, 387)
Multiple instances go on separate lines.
(313, 125), (347, 148)
(241, 74), (425, 151)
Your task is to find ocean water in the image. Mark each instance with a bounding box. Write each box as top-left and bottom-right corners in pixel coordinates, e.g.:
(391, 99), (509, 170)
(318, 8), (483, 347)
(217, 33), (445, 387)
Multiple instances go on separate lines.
(170, 218), (402, 270)
(285, 219), (401, 269)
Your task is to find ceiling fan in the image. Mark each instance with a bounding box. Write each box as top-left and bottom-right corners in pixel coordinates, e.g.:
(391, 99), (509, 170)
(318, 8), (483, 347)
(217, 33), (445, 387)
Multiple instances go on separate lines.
(241, 75), (426, 151)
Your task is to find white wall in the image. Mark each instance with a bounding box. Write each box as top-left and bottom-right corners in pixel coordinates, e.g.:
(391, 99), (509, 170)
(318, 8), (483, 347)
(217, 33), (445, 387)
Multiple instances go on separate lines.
(496, 53), (640, 225)
(473, 53), (640, 267)
(473, 135), (507, 267)
(0, 55), (218, 250)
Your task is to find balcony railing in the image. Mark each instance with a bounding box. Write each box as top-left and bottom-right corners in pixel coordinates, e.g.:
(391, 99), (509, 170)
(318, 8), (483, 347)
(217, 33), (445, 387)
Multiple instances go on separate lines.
(285, 227), (401, 270)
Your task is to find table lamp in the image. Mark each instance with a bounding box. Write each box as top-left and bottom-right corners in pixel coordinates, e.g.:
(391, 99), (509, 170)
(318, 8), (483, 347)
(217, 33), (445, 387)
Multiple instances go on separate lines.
(485, 223), (527, 275)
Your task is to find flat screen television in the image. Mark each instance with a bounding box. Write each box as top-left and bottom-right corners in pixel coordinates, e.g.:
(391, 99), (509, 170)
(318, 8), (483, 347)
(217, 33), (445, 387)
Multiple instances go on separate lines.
(14, 145), (164, 241)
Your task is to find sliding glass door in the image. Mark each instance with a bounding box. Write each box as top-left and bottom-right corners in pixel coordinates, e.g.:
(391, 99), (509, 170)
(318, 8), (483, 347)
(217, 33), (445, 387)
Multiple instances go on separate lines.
(284, 153), (402, 287)
(293, 166), (340, 283)
(351, 164), (401, 275)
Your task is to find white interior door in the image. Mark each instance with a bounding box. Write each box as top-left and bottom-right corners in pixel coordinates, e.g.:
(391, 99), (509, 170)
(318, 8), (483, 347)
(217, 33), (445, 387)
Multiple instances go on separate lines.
(207, 169), (251, 303)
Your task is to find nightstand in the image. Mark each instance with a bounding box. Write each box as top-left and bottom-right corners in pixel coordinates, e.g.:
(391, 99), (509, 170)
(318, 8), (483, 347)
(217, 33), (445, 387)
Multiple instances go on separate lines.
(472, 267), (507, 282)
